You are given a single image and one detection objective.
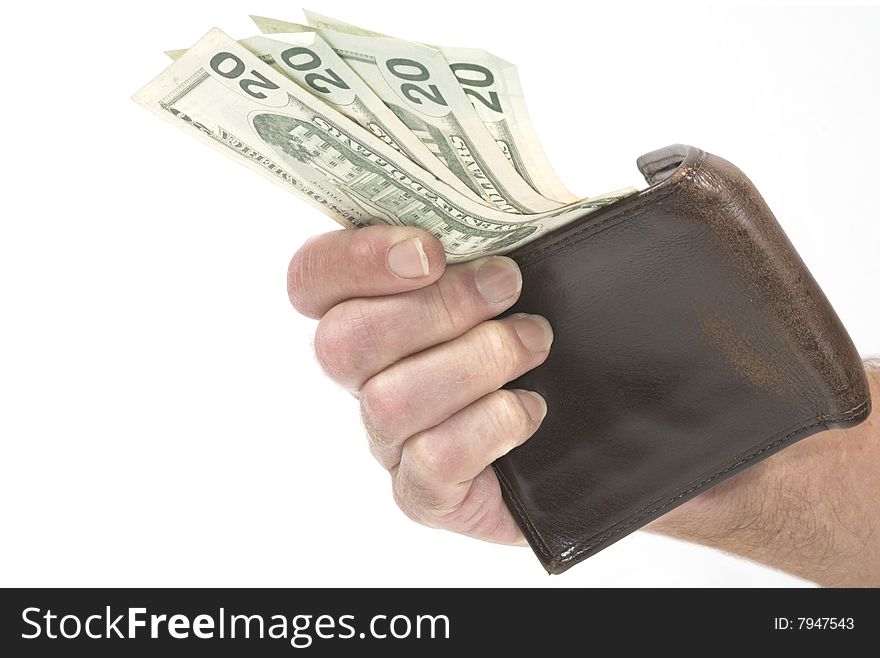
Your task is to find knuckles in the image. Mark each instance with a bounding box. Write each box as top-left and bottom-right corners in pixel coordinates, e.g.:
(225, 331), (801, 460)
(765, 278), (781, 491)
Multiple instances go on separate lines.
(488, 389), (534, 439)
(286, 242), (322, 318)
(471, 321), (522, 374)
(418, 274), (469, 335)
(285, 229), (388, 319)
(313, 301), (382, 385)
(359, 373), (408, 450)
(391, 466), (451, 525)
(404, 431), (462, 485)
(355, 320), (533, 470)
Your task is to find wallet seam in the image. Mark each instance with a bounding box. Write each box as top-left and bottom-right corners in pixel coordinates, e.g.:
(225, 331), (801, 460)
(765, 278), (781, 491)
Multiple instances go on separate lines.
(493, 464), (556, 564)
(499, 145), (871, 572)
(500, 397), (870, 572)
(555, 398), (871, 567)
(513, 151), (706, 269)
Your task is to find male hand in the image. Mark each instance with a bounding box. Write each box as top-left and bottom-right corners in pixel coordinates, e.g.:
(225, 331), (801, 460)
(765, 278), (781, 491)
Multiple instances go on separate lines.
(288, 225), (880, 587)
(287, 226), (552, 544)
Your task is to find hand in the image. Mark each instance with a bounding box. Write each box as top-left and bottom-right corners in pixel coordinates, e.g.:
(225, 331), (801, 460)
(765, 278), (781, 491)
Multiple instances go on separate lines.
(287, 226), (553, 545)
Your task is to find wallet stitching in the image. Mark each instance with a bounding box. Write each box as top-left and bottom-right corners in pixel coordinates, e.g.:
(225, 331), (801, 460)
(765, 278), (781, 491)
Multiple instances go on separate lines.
(555, 398), (871, 566)
(493, 465), (556, 563)
(500, 397), (870, 571)
(498, 147), (868, 570)
(515, 153), (706, 269)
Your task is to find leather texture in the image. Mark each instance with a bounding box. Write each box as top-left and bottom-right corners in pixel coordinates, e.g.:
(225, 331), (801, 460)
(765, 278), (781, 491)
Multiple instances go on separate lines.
(496, 145), (871, 574)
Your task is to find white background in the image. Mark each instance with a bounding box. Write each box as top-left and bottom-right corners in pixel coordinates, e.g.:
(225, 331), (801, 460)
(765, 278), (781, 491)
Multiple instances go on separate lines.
(1, 2), (878, 587)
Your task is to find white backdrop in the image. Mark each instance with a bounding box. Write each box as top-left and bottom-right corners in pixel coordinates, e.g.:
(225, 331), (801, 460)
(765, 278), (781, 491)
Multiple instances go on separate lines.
(1, 1), (878, 587)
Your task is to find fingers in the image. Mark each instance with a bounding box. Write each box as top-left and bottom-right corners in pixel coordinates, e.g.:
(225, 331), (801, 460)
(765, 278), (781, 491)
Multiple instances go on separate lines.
(314, 256), (522, 390)
(291, 226), (551, 546)
(392, 389), (546, 542)
(403, 389), (547, 486)
(360, 313), (554, 468)
(287, 225), (446, 319)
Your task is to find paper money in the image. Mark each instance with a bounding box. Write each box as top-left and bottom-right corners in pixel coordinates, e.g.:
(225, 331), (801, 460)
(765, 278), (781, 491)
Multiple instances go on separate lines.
(253, 15), (563, 213)
(432, 48), (578, 203)
(134, 29), (631, 263)
(169, 30), (490, 205)
(244, 32), (492, 204)
(302, 11), (578, 202)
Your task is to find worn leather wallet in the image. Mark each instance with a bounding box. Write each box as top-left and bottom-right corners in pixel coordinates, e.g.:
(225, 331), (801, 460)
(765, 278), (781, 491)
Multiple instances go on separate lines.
(496, 144), (871, 574)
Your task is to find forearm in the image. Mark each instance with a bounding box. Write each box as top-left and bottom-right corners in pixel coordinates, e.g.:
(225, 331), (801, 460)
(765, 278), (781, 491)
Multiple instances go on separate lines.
(648, 363), (880, 587)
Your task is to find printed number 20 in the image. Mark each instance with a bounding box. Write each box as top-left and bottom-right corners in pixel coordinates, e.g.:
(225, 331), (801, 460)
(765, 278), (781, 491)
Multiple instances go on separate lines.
(386, 58), (448, 107)
(450, 62), (502, 113)
(210, 52), (279, 100)
(279, 47), (351, 95)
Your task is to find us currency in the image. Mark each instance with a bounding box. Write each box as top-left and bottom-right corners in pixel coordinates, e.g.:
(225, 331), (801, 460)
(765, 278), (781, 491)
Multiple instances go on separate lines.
(430, 48), (578, 203)
(168, 31), (489, 205)
(134, 29), (632, 263)
(252, 15), (563, 214)
(302, 11), (580, 202)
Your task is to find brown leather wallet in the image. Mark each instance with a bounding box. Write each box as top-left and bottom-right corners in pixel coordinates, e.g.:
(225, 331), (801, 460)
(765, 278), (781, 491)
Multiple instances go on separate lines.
(496, 144), (871, 574)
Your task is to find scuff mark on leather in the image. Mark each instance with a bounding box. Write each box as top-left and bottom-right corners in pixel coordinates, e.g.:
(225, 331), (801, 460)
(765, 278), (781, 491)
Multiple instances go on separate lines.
(695, 304), (789, 396)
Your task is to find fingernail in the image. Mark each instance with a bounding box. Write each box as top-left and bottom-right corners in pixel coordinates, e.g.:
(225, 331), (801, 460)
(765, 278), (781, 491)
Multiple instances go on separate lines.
(513, 389), (547, 423)
(388, 237), (430, 278)
(475, 257), (522, 303)
(513, 314), (554, 353)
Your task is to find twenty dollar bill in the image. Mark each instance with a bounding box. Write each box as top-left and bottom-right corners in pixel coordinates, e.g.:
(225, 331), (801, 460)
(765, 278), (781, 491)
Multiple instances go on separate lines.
(254, 15), (563, 213)
(135, 29), (630, 262)
(302, 11), (579, 202)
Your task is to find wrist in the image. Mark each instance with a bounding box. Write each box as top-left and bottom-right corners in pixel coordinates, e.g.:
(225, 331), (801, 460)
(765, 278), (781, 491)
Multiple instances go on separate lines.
(648, 366), (880, 586)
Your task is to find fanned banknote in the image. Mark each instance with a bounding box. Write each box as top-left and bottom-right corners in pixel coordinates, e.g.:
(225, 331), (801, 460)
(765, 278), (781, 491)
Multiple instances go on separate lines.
(138, 12), (640, 262)
(300, 11), (579, 202)
(169, 30), (490, 205)
(251, 16), (563, 213)
(135, 29), (632, 263)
